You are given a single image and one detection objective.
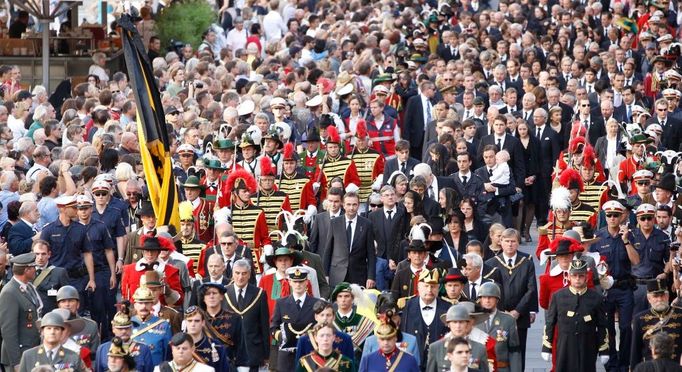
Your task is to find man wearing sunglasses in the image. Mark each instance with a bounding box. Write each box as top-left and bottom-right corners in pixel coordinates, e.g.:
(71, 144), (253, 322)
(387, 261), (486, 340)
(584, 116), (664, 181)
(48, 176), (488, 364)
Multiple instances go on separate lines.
(628, 203), (671, 315)
(626, 170), (656, 221)
(591, 200), (641, 371)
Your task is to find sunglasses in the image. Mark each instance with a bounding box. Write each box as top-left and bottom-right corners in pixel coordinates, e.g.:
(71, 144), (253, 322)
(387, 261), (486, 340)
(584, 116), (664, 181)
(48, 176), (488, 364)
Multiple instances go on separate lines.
(639, 216), (654, 221)
(370, 204), (382, 208)
(220, 242), (235, 246)
(580, 104), (590, 107)
(180, 153), (193, 157)
(93, 192), (108, 197)
(637, 181), (651, 186)
(605, 213), (621, 218)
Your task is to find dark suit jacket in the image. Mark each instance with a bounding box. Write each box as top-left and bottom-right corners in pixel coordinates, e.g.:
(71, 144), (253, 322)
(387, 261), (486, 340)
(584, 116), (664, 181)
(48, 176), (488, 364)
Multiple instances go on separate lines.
(270, 294), (318, 371)
(199, 249), (256, 285)
(576, 115), (606, 147)
(463, 277), (495, 300)
(476, 134), (526, 187)
(543, 103), (574, 127)
(452, 171), (485, 204)
(437, 43), (459, 61)
(529, 125), (561, 176)
(646, 116), (682, 151)
(8, 220), (35, 256)
(383, 157), (420, 184)
(225, 283), (270, 366)
(33, 266), (69, 314)
(485, 252), (538, 329)
(594, 134), (622, 167)
(187, 276), (231, 308)
(322, 215), (376, 287)
(474, 123), (493, 140)
(403, 94), (429, 152)
(400, 297), (450, 364)
(368, 206), (407, 261)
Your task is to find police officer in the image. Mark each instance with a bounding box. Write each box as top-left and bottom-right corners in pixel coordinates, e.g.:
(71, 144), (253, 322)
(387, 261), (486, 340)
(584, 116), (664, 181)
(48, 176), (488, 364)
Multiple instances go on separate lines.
(591, 200), (640, 371)
(542, 257), (609, 371)
(91, 180), (127, 276)
(94, 306), (154, 372)
(630, 203), (671, 314)
(0, 252), (41, 371)
(130, 286), (173, 365)
(76, 192), (118, 340)
(40, 195), (96, 303)
(476, 282), (522, 372)
(631, 278), (682, 366)
(18, 310), (86, 372)
(55, 285), (100, 353)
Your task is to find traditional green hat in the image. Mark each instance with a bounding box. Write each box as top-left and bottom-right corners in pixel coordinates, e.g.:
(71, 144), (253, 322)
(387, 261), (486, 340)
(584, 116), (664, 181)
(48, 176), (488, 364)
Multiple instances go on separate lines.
(372, 73), (397, 85)
(331, 282), (353, 301)
(203, 157), (226, 170)
(213, 139), (235, 150)
(410, 54), (428, 63)
(182, 175), (204, 189)
(265, 247), (302, 267)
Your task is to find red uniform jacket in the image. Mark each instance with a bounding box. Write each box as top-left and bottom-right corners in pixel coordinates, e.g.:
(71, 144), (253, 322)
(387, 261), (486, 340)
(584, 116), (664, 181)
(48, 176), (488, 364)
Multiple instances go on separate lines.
(120, 260), (184, 304)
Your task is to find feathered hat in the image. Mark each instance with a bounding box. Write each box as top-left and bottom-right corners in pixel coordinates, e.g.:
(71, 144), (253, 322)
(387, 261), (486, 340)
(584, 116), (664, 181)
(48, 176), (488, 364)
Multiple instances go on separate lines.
(550, 186), (572, 211)
(548, 236), (583, 256)
(282, 142), (297, 162)
(409, 223), (432, 242)
(146, 233), (176, 251)
(582, 145), (597, 168)
(226, 169), (257, 195)
(570, 120), (587, 139)
(179, 201), (194, 222)
(259, 156), (276, 178)
(326, 125), (341, 144)
(559, 168), (584, 192)
(356, 120), (368, 140)
(569, 136), (586, 154)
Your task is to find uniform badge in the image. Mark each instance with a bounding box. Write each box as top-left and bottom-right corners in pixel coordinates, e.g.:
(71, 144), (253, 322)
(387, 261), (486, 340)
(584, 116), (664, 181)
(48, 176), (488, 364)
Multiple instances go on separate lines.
(402, 285), (408, 290)
(583, 315), (592, 322)
(567, 311), (575, 317)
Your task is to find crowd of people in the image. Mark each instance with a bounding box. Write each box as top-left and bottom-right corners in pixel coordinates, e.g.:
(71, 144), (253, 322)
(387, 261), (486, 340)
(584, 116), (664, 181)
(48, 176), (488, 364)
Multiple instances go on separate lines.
(3, 0), (682, 371)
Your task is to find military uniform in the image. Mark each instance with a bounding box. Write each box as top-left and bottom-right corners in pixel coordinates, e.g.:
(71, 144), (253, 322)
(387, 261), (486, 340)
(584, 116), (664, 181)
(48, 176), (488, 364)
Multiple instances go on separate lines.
(630, 226), (671, 314)
(158, 305), (182, 334)
(193, 197), (216, 243)
(33, 265), (69, 314)
(131, 315), (173, 364)
(299, 149), (326, 180)
(294, 331), (355, 370)
(535, 221), (575, 260)
(582, 179), (608, 212)
(426, 334), (489, 372)
(320, 155), (361, 189)
(230, 203), (270, 275)
(334, 308), (375, 357)
(350, 148), (385, 202)
(297, 350), (354, 372)
(543, 286), (609, 372)
(251, 189), (292, 232)
(476, 310), (522, 372)
(0, 278), (41, 369)
(358, 348), (419, 372)
(70, 315), (100, 354)
(192, 334), (230, 372)
(95, 339), (154, 372)
(18, 345), (86, 372)
(271, 294), (318, 372)
(631, 305), (682, 366)
(277, 171), (318, 211)
(204, 309), (244, 365)
(400, 296), (450, 367)
(177, 236), (206, 275)
(568, 201), (597, 227)
(40, 219), (93, 295)
(224, 283), (270, 369)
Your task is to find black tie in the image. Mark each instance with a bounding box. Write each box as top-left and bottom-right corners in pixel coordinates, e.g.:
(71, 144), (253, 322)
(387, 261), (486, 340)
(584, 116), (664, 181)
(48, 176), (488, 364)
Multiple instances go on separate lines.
(238, 288), (245, 308)
(346, 220), (353, 249)
(422, 305), (433, 311)
(508, 258), (513, 267)
(462, 176), (467, 186)
(387, 210), (393, 220)
(536, 127), (541, 138)
(400, 162), (406, 174)
(497, 138), (502, 150)
(488, 168), (493, 177)
(470, 283), (477, 299)
(296, 299), (302, 308)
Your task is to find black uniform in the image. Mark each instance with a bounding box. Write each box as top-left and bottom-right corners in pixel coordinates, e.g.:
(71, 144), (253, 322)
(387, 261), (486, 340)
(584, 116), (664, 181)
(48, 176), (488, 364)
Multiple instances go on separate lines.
(224, 284), (270, 369)
(630, 306), (682, 366)
(542, 286), (609, 372)
(270, 294), (318, 372)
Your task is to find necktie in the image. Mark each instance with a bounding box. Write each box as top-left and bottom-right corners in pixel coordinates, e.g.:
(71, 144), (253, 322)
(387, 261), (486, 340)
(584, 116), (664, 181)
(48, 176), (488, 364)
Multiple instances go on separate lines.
(627, 105), (632, 121)
(428, 186), (434, 199)
(422, 305), (433, 310)
(425, 100), (432, 123)
(470, 282), (477, 299)
(587, 84), (592, 93)
(488, 168), (493, 177)
(296, 299), (302, 308)
(536, 127), (541, 138)
(47, 350), (54, 362)
(464, 109), (469, 119)
(36, 268), (42, 277)
(462, 175), (467, 186)
(346, 220), (353, 249)
(497, 138), (502, 150)
(387, 210), (393, 220)
(400, 162), (406, 174)
(583, 119), (589, 130)
(662, 120), (667, 128)
(238, 288), (245, 307)
(508, 258), (513, 267)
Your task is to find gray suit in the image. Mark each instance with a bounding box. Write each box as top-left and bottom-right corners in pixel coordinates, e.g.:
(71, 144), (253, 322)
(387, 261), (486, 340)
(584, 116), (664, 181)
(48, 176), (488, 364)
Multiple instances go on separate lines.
(426, 335), (489, 372)
(18, 345), (86, 372)
(475, 311), (522, 372)
(322, 215), (375, 288)
(308, 211), (338, 257)
(33, 266), (69, 314)
(0, 279), (41, 368)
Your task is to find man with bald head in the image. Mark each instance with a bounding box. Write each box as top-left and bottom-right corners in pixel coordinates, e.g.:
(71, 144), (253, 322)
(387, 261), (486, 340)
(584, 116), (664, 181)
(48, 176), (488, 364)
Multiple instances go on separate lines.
(187, 253), (230, 307)
(118, 132), (139, 157)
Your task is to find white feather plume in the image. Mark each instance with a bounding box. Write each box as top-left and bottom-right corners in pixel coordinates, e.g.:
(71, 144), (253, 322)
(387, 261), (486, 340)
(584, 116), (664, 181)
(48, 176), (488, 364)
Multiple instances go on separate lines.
(550, 186), (571, 210)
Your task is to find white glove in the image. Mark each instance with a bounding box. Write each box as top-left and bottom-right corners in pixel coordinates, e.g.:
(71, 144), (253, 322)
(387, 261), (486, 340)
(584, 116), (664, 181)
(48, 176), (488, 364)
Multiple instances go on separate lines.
(600, 275), (614, 290)
(541, 352), (551, 363)
(303, 205), (316, 224)
(263, 244), (274, 257)
(345, 183), (359, 194)
(371, 175), (384, 191)
(599, 355), (609, 365)
(313, 182), (320, 194)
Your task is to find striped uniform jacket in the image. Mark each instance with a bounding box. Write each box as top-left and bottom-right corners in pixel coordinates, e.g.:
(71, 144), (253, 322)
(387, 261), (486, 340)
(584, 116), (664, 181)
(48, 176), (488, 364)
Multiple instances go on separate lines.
(277, 172), (317, 210)
(231, 203), (270, 274)
(320, 155), (361, 189)
(250, 190), (292, 232)
(350, 148), (385, 202)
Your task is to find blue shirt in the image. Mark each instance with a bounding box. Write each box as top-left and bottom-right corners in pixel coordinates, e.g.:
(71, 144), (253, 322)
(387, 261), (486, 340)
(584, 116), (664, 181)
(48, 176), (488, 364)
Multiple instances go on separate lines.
(111, 197), (131, 227)
(37, 196), (58, 229)
(0, 190), (19, 229)
(361, 333), (421, 367)
(359, 341), (420, 372)
(94, 340), (153, 372)
(82, 219), (115, 268)
(630, 227), (670, 279)
(131, 315), (172, 365)
(92, 202), (126, 238)
(593, 228), (632, 281)
(40, 219), (93, 270)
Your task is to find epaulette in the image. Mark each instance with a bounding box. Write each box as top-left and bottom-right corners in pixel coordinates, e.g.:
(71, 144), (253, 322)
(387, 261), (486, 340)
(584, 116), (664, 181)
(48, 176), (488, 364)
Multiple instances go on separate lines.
(538, 223), (550, 236)
(397, 295), (414, 310)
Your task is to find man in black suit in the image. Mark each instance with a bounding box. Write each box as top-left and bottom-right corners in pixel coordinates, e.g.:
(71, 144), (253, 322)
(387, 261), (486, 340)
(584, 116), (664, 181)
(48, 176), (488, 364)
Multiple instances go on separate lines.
(436, 30), (459, 61)
(452, 152), (484, 204)
(413, 163), (456, 204)
(462, 252), (496, 301)
(576, 97), (606, 146)
(647, 98), (682, 151)
(400, 269), (450, 367)
(322, 191), (376, 288)
(485, 228), (538, 370)
(477, 115), (526, 188)
(187, 253), (231, 307)
(474, 145), (518, 226)
(382, 140), (420, 184)
(226, 258), (269, 372)
(197, 231), (255, 286)
(408, 175), (443, 229)
(8, 201), (39, 256)
(32, 240), (69, 314)
(308, 187), (344, 256)
(529, 108), (561, 226)
(270, 267), (319, 372)
(403, 80), (437, 159)
(368, 185), (406, 265)
(544, 87), (574, 125)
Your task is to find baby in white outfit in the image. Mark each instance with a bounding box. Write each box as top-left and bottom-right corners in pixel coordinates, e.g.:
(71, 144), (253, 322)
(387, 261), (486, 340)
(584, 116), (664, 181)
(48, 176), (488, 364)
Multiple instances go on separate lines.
(489, 150), (510, 187)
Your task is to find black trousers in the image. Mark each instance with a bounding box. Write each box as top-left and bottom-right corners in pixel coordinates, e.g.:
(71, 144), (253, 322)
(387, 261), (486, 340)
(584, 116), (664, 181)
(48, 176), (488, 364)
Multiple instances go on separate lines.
(518, 326), (528, 371)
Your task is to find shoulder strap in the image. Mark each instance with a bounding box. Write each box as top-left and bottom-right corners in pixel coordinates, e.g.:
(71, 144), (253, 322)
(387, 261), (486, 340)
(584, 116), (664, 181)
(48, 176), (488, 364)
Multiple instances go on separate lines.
(133, 318), (166, 338)
(33, 266), (55, 288)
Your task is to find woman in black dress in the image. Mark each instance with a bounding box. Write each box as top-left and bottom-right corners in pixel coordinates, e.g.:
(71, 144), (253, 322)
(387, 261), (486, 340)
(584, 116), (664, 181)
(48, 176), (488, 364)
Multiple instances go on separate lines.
(517, 120), (541, 242)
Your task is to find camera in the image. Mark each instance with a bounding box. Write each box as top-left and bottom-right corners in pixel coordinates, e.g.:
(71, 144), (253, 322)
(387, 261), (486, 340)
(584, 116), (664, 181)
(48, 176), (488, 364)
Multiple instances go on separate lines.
(194, 81), (204, 89)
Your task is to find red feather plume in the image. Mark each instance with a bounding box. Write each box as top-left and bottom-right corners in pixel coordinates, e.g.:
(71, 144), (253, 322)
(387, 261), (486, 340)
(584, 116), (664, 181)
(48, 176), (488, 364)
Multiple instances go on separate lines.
(559, 168), (584, 192)
(226, 169), (258, 195)
(571, 120), (586, 139)
(569, 136), (586, 154)
(549, 236), (583, 254)
(259, 155), (276, 177)
(139, 235), (176, 251)
(327, 125), (341, 143)
(283, 142), (295, 161)
(356, 120), (368, 139)
(582, 145), (597, 167)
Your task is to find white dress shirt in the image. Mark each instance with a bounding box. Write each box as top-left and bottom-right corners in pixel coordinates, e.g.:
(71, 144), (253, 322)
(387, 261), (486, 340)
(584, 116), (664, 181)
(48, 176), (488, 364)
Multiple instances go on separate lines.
(419, 298), (436, 325)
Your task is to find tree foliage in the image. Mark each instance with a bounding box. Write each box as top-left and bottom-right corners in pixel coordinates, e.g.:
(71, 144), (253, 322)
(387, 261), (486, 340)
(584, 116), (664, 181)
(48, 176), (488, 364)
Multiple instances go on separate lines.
(155, 0), (216, 49)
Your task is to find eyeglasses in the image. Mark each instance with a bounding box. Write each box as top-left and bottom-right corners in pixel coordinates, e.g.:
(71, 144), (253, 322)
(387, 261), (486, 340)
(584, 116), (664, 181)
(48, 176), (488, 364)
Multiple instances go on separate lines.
(639, 216), (654, 221)
(580, 104), (590, 107)
(657, 108), (667, 112)
(605, 213), (621, 218)
(93, 192), (108, 197)
(220, 242), (235, 246)
(126, 192), (139, 197)
(637, 181), (651, 186)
